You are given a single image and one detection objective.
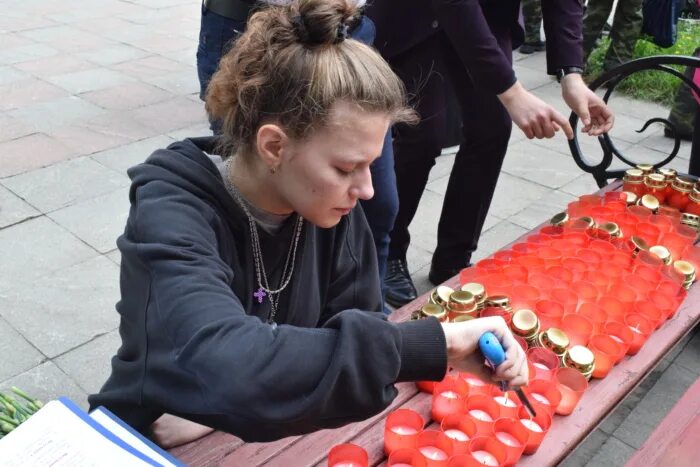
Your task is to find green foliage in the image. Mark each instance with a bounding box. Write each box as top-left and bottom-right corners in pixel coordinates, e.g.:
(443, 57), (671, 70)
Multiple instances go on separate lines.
(0, 387), (43, 436)
(585, 19), (700, 106)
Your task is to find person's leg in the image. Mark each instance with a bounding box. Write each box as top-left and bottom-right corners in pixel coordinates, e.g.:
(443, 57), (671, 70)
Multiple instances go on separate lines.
(582, 0), (616, 61)
(385, 34), (447, 306)
(428, 30), (513, 284)
(520, 0), (545, 53)
(603, 0), (643, 71)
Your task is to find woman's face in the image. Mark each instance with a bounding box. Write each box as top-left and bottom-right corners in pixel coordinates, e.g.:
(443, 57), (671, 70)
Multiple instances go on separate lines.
(276, 102), (391, 228)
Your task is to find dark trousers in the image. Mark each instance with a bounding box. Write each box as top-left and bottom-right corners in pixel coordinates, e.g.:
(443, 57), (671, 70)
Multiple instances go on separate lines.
(387, 30), (513, 269)
(196, 7), (398, 302)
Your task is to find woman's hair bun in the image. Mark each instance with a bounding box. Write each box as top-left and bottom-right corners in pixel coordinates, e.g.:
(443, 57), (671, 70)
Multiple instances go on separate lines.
(291, 0), (358, 45)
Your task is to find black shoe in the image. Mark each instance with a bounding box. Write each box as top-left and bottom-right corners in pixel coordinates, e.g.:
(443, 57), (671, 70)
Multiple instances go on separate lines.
(384, 258), (418, 307)
(428, 263), (472, 286)
(519, 41), (546, 54)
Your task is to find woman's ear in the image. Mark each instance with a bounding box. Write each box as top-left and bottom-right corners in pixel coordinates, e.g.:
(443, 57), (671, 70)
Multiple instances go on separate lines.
(256, 124), (288, 172)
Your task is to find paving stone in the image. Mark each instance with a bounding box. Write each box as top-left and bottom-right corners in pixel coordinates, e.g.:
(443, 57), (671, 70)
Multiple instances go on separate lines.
(585, 436), (636, 467)
(407, 190), (442, 253)
(0, 256), (120, 358)
(145, 70), (200, 95)
(0, 133), (77, 178)
(161, 46), (198, 67)
(111, 55), (191, 81)
(79, 81), (174, 111)
(0, 217), (96, 285)
(673, 327), (700, 375)
(46, 124), (132, 157)
(8, 95), (106, 133)
(410, 264), (435, 298)
(613, 363), (698, 449)
(560, 173), (605, 197)
(0, 361), (88, 411)
(509, 189), (577, 230)
(0, 317), (45, 382)
(129, 96), (208, 134)
(18, 25), (115, 53)
(0, 184), (40, 229)
(0, 13), (58, 34)
(514, 50), (548, 72)
(0, 43), (59, 65)
(502, 140), (584, 189)
(0, 32), (34, 50)
(105, 249), (121, 266)
(124, 32), (194, 56)
(2, 156), (129, 213)
(48, 187), (129, 253)
(606, 94), (669, 120)
(0, 114), (35, 142)
(606, 114), (661, 145)
(0, 78), (69, 112)
(472, 220), (529, 262)
(13, 54), (95, 79)
(560, 428), (609, 467)
(0, 65), (29, 86)
(641, 131), (692, 161)
(427, 153), (456, 183)
(609, 144), (690, 174)
(167, 122), (213, 141)
(54, 330), (120, 395)
(76, 44), (151, 67)
(407, 245), (434, 276)
(46, 68), (136, 94)
(515, 66), (554, 91)
(91, 135), (175, 174)
(489, 172), (550, 218)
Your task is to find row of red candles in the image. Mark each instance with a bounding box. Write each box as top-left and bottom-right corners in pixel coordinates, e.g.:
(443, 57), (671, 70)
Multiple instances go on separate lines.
(326, 190), (697, 466)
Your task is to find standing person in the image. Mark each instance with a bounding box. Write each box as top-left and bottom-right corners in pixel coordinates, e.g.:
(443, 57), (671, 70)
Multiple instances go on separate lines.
(196, 0), (399, 313)
(368, 0), (615, 307)
(89, 0), (528, 447)
(582, 0), (643, 70)
(520, 0), (545, 54)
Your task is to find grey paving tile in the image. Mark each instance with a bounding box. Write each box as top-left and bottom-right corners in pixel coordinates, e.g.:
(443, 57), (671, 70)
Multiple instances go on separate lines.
(613, 363), (698, 449)
(46, 124), (132, 157)
(160, 46), (198, 68)
(410, 264), (435, 298)
(509, 189), (577, 230)
(18, 25), (115, 53)
(111, 55), (190, 81)
(606, 114), (661, 145)
(0, 78), (70, 112)
(0, 184), (40, 229)
(0, 317), (45, 382)
(472, 220), (529, 262)
(560, 428), (609, 467)
(55, 330), (121, 395)
(0, 133), (77, 178)
(0, 43), (59, 65)
(513, 50), (548, 72)
(560, 173), (605, 197)
(46, 68), (136, 94)
(585, 436), (636, 467)
(13, 54), (95, 79)
(606, 94), (669, 120)
(0, 361), (88, 411)
(8, 95), (106, 132)
(124, 32), (194, 56)
(48, 187), (129, 253)
(0, 256), (120, 358)
(598, 366), (663, 435)
(0, 13), (58, 34)
(91, 135), (175, 174)
(129, 96), (208, 134)
(76, 44), (151, 67)
(2, 156), (129, 213)
(489, 172), (550, 218)
(79, 81), (174, 111)
(145, 70), (201, 95)
(79, 109), (164, 141)
(426, 153), (456, 184)
(407, 245), (433, 275)
(407, 190), (442, 253)
(0, 66), (29, 86)
(167, 123), (212, 140)
(641, 132), (692, 160)
(0, 114), (35, 142)
(0, 217), (96, 285)
(674, 327), (700, 375)
(105, 249), (121, 266)
(502, 139), (584, 189)
(516, 66), (554, 91)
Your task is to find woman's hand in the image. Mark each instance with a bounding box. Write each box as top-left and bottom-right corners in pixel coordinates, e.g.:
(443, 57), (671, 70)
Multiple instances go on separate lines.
(441, 317), (528, 388)
(560, 73), (615, 136)
(498, 81), (574, 140)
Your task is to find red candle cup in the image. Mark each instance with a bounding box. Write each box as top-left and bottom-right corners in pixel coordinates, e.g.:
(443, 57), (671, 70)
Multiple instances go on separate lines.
(571, 281), (600, 304)
(577, 302), (608, 334)
(502, 264), (528, 283)
(493, 250), (521, 263)
(481, 307), (513, 328)
(681, 244), (700, 272)
(432, 377), (469, 423)
(546, 265), (576, 284)
(517, 405), (552, 455)
(657, 279), (685, 302)
(577, 248), (603, 270)
(492, 418), (529, 466)
(649, 291), (677, 320)
(388, 448), (428, 467)
(589, 334), (623, 378)
(554, 367), (589, 415)
(511, 242), (534, 255)
(513, 335), (529, 353)
(624, 313), (653, 355)
(580, 193), (603, 206)
(589, 239), (617, 254)
(526, 233), (550, 245)
(385, 409), (426, 455)
(441, 414), (478, 455)
(489, 387), (521, 419)
(416, 380), (436, 394)
(510, 284), (540, 310)
(459, 373), (491, 396)
(550, 288), (580, 314)
(460, 267), (480, 287)
(516, 255), (546, 273)
(481, 274), (514, 297)
(651, 214), (676, 235)
(623, 273), (655, 295)
(526, 347), (560, 382)
(635, 222), (661, 245)
(523, 379), (562, 417)
(446, 454), (483, 467)
(633, 252), (664, 277)
(603, 321), (634, 360)
(634, 300), (665, 330)
(476, 258), (507, 274)
(609, 284), (637, 313)
(416, 431), (454, 467)
(468, 437), (507, 467)
(540, 225), (565, 238)
(609, 250), (633, 270)
(536, 246), (562, 268)
(581, 270), (610, 291)
(604, 191), (627, 203)
(598, 296), (627, 324)
(328, 443), (368, 467)
(528, 273), (560, 292)
(465, 394), (501, 435)
(561, 313), (594, 347)
(535, 299), (565, 330)
(627, 204), (653, 220)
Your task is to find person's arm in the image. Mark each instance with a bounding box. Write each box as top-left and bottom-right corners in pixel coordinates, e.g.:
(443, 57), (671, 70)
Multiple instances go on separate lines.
(541, 0), (584, 75)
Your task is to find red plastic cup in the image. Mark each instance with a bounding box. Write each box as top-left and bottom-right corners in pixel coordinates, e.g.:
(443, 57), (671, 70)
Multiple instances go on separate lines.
(493, 250), (521, 263)
(528, 273), (560, 292)
(535, 299), (565, 329)
(649, 292), (677, 320)
(459, 373), (491, 396)
(526, 233), (550, 245)
(555, 367), (588, 415)
(328, 443), (368, 467)
(416, 373), (448, 394)
(540, 225), (565, 238)
(514, 335), (529, 353)
(635, 222), (661, 245)
(385, 409), (426, 455)
(481, 274), (514, 297)
(604, 321), (634, 359)
(516, 255), (546, 273)
(511, 242), (534, 255)
(609, 284), (638, 313)
(467, 437), (507, 467)
(609, 250), (633, 270)
(633, 252), (665, 276)
(577, 301), (608, 333)
(676, 224), (698, 243)
(491, 418), (528, 465)
(562, 257), (589, 275)
(577, 248), (603, 270)
(580, 194), (603, 206)
(441, 414), (478, 455)
(598, 296), (626, 324)
(588, 239), (617, 255)
(388, 448), (428, 467)
(589, 334), (623, 378)
(550, 288), (580, 314)
(481, 307), (513, 328)
(624, 313), (653, 355)
(460, 267), (481, 287)
(517, 405), (552, 455)
(681, 245), (700, 272)
(634, 300), (665, 330)
(489, 387), (521, 420)
(446, 454), (483, 467)
(627, 204), (653, 220)
(623, 273), (655, 295)
(657, 279), (686, 302)
(526, 347), (560, 381)
(476, 258), (507, 274)
(432, 377), (469, 423)
(581, 270), (610, 291)
(571, 281), (600, 304)
(651, 214), (676, 235)
(416, 431), (454, 467)
(510, 284), (540, 310)
(524, 379), (562, 417)
(465, 394), (501, 435)
(545, 265), (576, 284)
(502, 264), (528, 283)
(561, 313), (594, 347)
(536, 246), (563, 268)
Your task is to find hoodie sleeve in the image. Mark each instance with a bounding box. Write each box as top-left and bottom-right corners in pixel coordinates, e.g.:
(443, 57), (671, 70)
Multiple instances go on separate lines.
(127, 178), (447, 441)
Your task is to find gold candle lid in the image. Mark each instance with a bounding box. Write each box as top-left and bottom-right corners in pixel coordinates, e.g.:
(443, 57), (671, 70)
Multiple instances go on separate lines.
(485, 295), (510, 308)
(577, 216), (596, 229)
(550, 212), (569, 227)
(452, 314), (476, 323)
(629, 235), (650, 253)
(622, 191), (638, 205)
(512, 309), (539, 335)
(637, 194), (660, 212)
(541, 328), (570, 354)
(599, 222), (621, 238)
(673, 260), (696, 281)
(690, 188), (700, 203)
(649, 245), (672, 265)
(448, 290), (477, 312)
(636, 164), (654, 174)
(672, 176), (694, 193)
(681, 212), (700, 228)
(461, 282), (486, 301)
(566, 345), (595, 371)
(431, 285), (454, 307)
(658, 168), (677, 182)
(623, 168), (644, 182)
(643, 173), (667, 189)
(420, 303), (447, 321)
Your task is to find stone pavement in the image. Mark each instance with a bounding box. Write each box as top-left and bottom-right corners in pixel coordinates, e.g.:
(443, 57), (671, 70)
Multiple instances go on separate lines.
(0, 0), (697, 465)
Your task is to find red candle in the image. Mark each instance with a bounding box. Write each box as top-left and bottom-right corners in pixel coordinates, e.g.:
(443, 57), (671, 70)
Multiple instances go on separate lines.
(419, 446), (449, 461)
(518, 405), (552, 455)
(327, 444), (368, 467)
(491, 417), (529, 465)
(520, 418), (543, 432)
(441, 413), (478, 455)
(555, 367), (588, 415)
(384, 409), (425, 455)
(495, 432), (521, 447)
(432, 378), (469, 423)
(444, 429), (470, 442)
(624, 313), (652, 355)
(468, 409), (493, 422)
(525, 379), (562, 416)
(392, 426), (420, 435)
(465, 394), (500, 435)
(387, 448), (427, 467)
(417, 431), (454, 467)
(471, 451), (499, 466)
(531, 393), (550, 405)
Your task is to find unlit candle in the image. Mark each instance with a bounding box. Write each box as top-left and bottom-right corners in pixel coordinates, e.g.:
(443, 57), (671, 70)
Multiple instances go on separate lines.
(520, 418), (543, 432)
(471, 450), (499, 466)
(495, 431), (522, 447)
(332, 463), (362, 467)
(610, 335), (624, 344)
(444, 428), (469, 442)
(469, 409), (494, 422)
(466, 377), (486, 386)
(533, 362), (550, 371)
(419, 446), (448, 461)
(494, 396), (517, 407)
(440, 390), (460, 399)
(390, 425), (418, 436)
(531, 392), (551, 405)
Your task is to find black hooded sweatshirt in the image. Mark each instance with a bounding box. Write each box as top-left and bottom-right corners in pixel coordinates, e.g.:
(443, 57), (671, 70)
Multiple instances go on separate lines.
(88, 137), (447, 442)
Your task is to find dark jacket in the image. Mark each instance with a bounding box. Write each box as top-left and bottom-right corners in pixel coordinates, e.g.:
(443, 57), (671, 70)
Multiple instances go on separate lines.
(367, 0), (585, 94)
(88, 137), (447, 441)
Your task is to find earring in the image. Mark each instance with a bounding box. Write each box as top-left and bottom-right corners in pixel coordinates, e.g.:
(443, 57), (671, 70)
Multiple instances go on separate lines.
(270, 166), (278, 174)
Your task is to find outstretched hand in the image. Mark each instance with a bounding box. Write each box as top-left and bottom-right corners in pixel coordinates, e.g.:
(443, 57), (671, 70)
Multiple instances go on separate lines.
(498, 81), (574, 140)
(561, 73), (615, 137)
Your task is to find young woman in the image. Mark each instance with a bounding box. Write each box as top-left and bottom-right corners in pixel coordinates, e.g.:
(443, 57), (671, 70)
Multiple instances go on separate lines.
(89, 0), (527, 447)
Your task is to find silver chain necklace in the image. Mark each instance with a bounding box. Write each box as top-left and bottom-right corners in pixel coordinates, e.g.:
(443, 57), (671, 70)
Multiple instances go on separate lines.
(223, 158), (304, 323)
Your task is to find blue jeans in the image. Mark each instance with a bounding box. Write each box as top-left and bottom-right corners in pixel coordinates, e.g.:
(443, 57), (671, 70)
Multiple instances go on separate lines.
(197, 10), (397, 310)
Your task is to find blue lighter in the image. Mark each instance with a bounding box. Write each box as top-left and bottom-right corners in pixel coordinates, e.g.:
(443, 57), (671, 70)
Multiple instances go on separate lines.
(479, 332), (536, 417)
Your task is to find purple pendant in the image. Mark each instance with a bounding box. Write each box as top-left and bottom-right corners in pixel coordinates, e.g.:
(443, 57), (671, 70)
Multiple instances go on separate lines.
(253, 287), (267, 304)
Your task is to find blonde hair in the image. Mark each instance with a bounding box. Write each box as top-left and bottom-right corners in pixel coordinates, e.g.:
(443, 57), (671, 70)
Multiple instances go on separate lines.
(205, 0), (417, 154)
